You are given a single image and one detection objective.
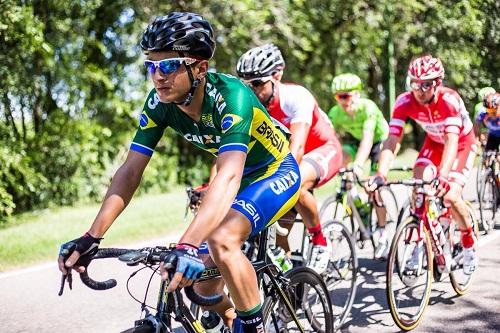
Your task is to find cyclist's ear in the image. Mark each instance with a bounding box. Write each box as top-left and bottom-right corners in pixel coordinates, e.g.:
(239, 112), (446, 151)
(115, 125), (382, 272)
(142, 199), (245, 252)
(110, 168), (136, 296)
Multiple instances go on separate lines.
(194, 60), (209, 80)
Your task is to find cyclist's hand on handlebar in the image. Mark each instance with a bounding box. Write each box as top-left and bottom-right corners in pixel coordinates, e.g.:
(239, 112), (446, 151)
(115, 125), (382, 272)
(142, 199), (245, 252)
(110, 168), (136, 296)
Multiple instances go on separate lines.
(162, 243), (205, 292)
(365, 172), (386, 192)
(434, 174), (450, 197)
(58, 232), (102, 275)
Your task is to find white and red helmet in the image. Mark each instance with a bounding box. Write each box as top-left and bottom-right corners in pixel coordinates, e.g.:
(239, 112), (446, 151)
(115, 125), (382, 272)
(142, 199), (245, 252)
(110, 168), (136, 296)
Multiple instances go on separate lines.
(407, 55), (444, 81)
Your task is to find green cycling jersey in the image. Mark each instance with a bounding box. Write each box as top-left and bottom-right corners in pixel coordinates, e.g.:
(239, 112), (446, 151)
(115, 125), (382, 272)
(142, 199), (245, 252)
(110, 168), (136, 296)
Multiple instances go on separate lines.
(131, 72), (290, 177)
(327, 98), (389, 143)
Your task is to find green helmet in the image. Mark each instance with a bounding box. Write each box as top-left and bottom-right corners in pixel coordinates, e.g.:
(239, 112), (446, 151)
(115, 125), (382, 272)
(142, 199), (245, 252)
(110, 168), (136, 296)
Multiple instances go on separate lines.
(331, 73), (363, 94)
(478, 87), (495, 101)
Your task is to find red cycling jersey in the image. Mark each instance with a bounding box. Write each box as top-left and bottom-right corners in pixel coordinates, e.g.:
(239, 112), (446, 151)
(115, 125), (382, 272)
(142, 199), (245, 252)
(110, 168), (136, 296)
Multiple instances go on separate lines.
(267, 82), (341, 187)
(389, 87), (473, 144)
(267, 82), (337, 152)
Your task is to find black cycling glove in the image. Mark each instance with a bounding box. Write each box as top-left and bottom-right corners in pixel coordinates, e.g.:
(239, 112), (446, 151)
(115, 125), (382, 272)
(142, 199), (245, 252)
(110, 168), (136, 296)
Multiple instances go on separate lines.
(59, 232), (102, 267)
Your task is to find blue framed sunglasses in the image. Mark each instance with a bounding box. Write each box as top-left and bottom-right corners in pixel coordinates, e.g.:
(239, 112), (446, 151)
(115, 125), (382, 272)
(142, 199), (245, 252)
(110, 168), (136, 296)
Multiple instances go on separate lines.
(144, 57), (197, 75)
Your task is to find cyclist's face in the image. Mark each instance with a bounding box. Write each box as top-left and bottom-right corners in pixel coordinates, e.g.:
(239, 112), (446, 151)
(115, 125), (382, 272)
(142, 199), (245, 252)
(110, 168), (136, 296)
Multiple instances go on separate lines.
(248, 79), (273, 104)
(146, 51), (194, 103)
(336, 91), (359, 113)
(411, 79), (436, 105)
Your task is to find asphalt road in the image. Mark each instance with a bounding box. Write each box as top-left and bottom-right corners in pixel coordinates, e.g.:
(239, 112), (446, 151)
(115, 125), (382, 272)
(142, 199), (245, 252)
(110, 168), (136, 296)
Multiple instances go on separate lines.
(1, 177), (499, 332)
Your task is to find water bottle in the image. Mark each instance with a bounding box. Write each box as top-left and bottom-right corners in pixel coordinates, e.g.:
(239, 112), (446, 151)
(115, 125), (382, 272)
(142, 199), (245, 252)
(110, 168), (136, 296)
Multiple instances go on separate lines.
(201, 311), (225, 333)
(267, 246), (293, 272)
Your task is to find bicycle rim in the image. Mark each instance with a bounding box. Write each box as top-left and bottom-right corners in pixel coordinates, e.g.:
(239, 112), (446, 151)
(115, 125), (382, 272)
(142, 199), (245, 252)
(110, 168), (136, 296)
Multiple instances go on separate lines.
(262, 267), (333, 333)
(386, 217), (433, 331)
(449, 202), (480, 295)
(321, 220), (357, 330)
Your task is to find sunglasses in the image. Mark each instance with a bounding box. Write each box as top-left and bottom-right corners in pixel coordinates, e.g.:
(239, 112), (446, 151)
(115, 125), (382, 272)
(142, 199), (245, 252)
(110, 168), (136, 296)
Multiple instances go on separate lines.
(144, 57), (197, 75)
(409, 81), (435, 92)
(243, 78), (270, 88)
(335, 93), (353, 100)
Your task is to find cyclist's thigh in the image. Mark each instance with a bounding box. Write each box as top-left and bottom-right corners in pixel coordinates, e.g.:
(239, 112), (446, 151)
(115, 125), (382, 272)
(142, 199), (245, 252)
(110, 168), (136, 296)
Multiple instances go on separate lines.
(232, 153), (301, 237)
(414, 136), (442, 180)
(302, 140), (343, 188)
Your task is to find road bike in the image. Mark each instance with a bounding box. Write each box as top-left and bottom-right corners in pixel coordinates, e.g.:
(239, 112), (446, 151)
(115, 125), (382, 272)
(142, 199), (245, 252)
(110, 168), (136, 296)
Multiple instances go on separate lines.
(383, 179), (479, 331)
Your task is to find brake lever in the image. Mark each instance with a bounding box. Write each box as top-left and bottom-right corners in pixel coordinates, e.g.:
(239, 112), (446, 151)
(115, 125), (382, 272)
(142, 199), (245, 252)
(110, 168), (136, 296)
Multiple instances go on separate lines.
(58, 272), (73, 296)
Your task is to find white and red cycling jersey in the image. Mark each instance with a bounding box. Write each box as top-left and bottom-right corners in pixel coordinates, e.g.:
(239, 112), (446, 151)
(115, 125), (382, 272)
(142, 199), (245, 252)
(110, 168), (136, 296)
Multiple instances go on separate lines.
(389, 87), (473, 144)
(267, 82), (337, 152)
(267, 82), (342, 187)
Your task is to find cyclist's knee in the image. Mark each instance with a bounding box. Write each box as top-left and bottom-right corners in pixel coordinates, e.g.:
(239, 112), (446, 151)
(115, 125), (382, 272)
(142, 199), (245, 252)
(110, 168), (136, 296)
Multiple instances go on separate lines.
(207, 220), (247, 264)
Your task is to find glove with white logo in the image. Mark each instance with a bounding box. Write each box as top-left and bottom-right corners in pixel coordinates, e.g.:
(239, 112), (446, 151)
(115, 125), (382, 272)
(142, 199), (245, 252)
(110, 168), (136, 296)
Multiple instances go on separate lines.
(164, 243), (205, 280)
(59, 232), (102, 268)
(366, 172), (386, 192)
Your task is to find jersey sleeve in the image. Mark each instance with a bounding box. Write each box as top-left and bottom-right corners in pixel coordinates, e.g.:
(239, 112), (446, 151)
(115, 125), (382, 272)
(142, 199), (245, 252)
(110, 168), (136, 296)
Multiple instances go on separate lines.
(284, 85), (315, 125)
(441, 92), (466, 135)
(389, 94), (410, 137)
(476, 109), (487, 123)
(218, 88), (252, 154)
(130, 89), (167, 157)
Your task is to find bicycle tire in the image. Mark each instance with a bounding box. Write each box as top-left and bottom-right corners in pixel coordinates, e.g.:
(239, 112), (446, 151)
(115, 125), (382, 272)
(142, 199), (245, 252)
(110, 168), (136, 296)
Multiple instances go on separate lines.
(449, 201), (480, 295)
(386, 216), (433, 331)
(397, 199), (412, 228)
(479, 168), (498, 232)
(319, 195), (348, 224)
(262, 267), (334, 333)
(321, 220), (357, 331)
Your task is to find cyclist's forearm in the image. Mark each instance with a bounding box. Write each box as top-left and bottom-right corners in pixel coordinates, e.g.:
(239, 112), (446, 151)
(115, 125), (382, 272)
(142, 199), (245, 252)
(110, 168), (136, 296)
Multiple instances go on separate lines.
(377, 135), (399, 177)
(353, 132), (374, 166)
(289, 139), (305, 164)
(439, 133), (459, 177)
(88, 164), (142, 238)
(180, 169), (241, 246)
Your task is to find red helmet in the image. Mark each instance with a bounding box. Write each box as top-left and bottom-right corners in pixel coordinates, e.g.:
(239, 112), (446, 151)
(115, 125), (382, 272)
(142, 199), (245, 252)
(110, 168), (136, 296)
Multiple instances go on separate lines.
(407, 55), (445, 81)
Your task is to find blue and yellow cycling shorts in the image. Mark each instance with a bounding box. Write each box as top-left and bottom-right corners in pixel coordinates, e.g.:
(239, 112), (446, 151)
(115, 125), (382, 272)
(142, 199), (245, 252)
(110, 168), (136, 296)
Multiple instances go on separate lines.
(199, 153), (300, 254)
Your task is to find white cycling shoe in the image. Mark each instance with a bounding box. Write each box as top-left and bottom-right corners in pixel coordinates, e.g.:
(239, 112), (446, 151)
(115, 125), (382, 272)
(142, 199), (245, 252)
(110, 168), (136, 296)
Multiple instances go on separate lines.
(308, 244), (331, 275)
(374, 228), (389, 260)
(462, 247), (477, 275)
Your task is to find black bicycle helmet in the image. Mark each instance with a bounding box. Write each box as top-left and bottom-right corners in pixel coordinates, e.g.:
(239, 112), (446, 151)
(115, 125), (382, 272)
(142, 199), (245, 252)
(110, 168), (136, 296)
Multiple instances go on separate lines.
(140, 12), (215, 60)
(236, 43), (285, 79)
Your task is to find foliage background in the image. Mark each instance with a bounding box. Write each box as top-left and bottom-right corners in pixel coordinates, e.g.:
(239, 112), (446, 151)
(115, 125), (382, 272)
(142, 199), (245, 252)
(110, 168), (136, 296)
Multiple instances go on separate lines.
(0, 0), (498, 221)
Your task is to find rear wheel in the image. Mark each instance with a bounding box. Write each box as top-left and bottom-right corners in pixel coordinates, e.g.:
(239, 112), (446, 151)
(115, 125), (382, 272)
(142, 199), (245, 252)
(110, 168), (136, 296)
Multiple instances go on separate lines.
(386, 216), (433, 331)
(449, 201), (480, 295)
(478, 162), (499, 232)
(321, 220), (357, 330)
(262, 267), (334, 333)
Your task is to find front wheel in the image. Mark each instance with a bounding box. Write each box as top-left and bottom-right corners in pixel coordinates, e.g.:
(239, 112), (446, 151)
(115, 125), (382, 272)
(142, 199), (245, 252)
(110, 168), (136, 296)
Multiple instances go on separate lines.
(479, 168), (498, 232)
(386, 216), (433, 331)
(321, 220), (357, 331)
(262, 267), (334, 333)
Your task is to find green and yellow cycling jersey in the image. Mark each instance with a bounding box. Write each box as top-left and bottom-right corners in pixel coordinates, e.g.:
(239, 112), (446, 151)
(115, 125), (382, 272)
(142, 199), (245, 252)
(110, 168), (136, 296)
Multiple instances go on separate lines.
(131, 72), (290, 176)
(327, 98), (389, 143)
